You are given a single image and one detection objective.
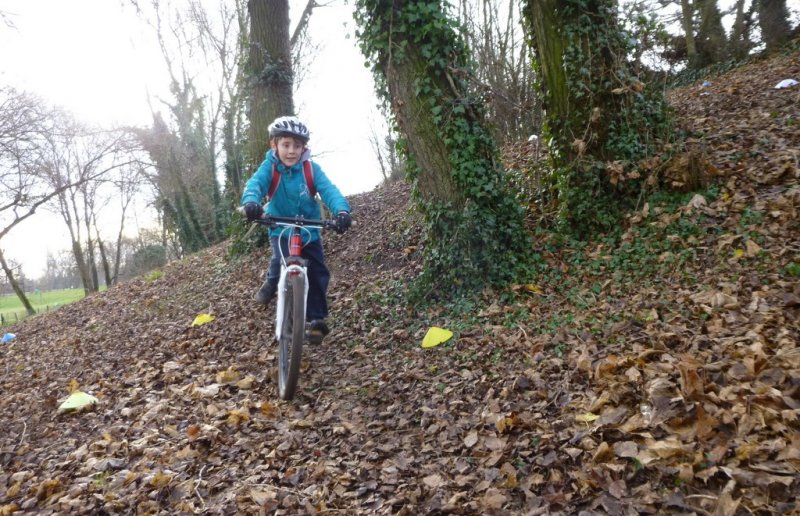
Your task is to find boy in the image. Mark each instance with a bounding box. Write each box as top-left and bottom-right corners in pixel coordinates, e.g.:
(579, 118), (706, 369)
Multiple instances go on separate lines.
(241, 116), (352, 343)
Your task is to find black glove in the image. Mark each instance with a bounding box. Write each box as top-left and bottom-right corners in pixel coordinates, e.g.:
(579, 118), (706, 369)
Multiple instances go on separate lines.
(335, 211), (352, 234)
(243, 202), (263, 221)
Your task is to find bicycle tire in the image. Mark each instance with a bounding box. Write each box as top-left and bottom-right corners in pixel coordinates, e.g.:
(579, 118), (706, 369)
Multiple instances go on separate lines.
(277, 272), (306, 400)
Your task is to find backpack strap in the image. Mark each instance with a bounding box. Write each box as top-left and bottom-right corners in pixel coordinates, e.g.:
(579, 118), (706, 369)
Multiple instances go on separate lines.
(267, 160), (316, 199)
(303, 160), (317, 198)
(267, 164), (281, 200)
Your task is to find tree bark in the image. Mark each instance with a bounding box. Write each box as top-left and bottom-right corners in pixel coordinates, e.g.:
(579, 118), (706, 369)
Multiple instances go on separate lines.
(696, 0), (727, 66)
(523, 0), (671, 231)
(82, 189), (99, 292)
(95, 222), (113, 288)
(758, 0), (791, 52)
(247, 0), (294, 168)
(729, 0), (753, 59)
(0, 247), (35, 316)
(679, 0), (698, 65)
(528, 0), (569, 155)
(355, 0), (530, 290)
(384, 54), (461, 208)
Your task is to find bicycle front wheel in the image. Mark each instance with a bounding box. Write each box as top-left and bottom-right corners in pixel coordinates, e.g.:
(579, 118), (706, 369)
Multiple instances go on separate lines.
(277, 273), (306, 400)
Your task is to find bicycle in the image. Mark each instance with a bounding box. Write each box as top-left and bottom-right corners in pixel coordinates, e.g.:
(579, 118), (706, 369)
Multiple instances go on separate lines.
(240, 211), (339, 400)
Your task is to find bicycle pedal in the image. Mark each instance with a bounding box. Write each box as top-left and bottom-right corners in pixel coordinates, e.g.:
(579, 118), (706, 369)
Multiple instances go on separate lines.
(305, 330), (324, 345)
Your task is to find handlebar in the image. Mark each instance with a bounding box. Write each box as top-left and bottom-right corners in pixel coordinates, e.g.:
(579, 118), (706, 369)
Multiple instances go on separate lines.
(235, 206), (339, 230)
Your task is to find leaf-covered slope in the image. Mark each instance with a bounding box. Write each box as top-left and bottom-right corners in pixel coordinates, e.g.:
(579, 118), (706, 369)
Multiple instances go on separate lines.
(1, 50), (799, 514)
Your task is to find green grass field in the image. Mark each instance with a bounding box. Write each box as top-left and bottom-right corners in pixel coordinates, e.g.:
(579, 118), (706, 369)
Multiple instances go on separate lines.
(0, 288), (86, 326)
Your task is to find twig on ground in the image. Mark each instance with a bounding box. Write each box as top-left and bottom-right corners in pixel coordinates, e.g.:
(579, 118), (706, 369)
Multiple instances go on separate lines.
(17, 420), (27, 448)
(195, 465), (207, 509)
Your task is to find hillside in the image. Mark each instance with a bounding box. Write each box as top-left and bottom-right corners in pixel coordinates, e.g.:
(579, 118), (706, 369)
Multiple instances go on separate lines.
(1, 50), (799, 514)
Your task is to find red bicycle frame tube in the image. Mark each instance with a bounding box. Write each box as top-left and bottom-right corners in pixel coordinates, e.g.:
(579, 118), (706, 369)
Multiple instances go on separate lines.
(289, 231), (303, 257)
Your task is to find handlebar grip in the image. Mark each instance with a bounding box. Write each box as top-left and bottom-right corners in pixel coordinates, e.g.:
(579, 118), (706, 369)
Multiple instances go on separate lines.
(236, 205), (268, 220)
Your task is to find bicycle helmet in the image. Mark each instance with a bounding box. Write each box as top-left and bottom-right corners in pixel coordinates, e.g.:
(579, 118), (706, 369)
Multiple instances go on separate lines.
(268, 116), (310, 143)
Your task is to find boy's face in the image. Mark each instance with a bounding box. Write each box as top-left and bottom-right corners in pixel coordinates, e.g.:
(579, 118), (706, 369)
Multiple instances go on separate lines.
(272, 137), (305, 167)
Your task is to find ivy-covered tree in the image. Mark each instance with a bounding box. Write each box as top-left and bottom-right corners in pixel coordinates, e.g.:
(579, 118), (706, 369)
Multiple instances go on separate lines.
(355, 0), (531, 293)
(523, 0), (672, 233)
(138, 109), (219, 256)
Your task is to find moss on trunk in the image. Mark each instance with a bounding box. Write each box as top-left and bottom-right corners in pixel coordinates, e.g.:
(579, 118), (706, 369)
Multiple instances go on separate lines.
(356, 0), (532, 294)
(523, 0), (672, 233)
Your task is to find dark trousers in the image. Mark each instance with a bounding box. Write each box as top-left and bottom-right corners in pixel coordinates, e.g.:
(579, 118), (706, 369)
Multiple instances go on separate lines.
(266, 237), (330, 321)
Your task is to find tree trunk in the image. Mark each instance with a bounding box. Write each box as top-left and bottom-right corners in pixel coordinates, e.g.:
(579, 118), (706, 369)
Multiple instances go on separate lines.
(247, 0), (294, 168)
(222, 99), (244, 207)
(112, 237), (123, 286)
(83, 210), (99, 292)
(758, 0), (791, 52)
(523, 0), (671, 232)
(355, 0), (530, 292)
(696, 0), (727, 66)
(680, 0), (698, 66)
(95, 225), (113, 288)
(0, 248), (35, 316)
(729, 0), (753, 59)
(223, 101), (244, 207)
(71, 239), (93, 295)
(58, 187), (94, 295)
(384, 54), (460, 207)
(528, 0), (569, 154)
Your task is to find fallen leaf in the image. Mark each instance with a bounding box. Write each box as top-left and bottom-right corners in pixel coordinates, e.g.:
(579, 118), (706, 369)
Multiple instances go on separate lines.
(463, 430), (479, 448)
(592, 441), (614, 462)
(216, 367), (240, 384)
(576, 412), (601, 423)
(186, 425), (200, 440)
(613, 440), (639, 458)
(745, 239), (762, 257)
(524, 284), (543, 294)
(193, 384), (221, 397)
(423, 474), (445, 488)
(714, 491), (740, 516)
(250, 488), (276, 506)
(687, 194), (707, 209)
(227, 409), (250, 426)
(484, 436), (507, 451)
(68, 378), (80, 393)
(482, 489), (507, 509)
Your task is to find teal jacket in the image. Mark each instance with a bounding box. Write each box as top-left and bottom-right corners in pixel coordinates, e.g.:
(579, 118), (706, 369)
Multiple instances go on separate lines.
(240, 149), (351, 242)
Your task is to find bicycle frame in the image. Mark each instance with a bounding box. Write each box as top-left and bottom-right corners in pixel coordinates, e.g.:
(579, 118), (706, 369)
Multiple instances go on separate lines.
(239, 210), (338, 400)
(273, 224), (313, 342)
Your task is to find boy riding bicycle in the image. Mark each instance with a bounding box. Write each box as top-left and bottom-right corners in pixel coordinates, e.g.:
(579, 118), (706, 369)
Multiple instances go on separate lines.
(241, 116), (352, 344)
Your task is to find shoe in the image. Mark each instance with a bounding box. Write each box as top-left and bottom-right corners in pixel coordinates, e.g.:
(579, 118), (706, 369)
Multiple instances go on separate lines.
(254, 281), (276, 305)
(305, 320), (330, 345)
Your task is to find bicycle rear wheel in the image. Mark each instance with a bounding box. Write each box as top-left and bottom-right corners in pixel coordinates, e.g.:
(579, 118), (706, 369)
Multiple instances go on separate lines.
(277, 273), (306, 400)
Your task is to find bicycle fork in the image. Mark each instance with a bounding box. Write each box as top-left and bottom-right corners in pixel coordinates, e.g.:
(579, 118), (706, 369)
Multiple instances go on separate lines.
(274, 231), (309, 341)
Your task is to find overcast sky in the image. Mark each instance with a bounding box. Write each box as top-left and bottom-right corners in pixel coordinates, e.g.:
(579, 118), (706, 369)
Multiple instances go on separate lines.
(1, 0), (384, 278)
